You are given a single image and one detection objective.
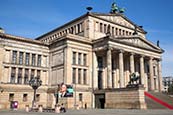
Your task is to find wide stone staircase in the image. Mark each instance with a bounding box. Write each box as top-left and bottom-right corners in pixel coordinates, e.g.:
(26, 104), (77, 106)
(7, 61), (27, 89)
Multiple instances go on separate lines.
(145, 91), (173, 109)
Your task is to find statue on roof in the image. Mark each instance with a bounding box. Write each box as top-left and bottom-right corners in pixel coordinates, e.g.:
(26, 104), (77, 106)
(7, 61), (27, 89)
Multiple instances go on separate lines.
(110, 2), (118, 13)
(110, 1), (125, 14)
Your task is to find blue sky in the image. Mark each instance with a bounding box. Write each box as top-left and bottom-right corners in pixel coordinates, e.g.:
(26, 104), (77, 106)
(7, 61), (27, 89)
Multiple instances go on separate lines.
(0, 0), (173, 77)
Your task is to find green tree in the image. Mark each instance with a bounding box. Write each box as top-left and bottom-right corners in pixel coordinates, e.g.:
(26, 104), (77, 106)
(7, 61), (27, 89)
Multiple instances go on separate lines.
(168, 84), (173, 94)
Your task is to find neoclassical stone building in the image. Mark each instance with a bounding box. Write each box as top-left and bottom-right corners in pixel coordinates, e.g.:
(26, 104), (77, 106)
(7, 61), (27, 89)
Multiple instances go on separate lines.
(0, 6), (163, 109)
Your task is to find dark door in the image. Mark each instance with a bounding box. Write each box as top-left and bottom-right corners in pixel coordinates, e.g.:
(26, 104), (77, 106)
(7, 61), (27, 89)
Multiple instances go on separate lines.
(95, 94), (105, 109)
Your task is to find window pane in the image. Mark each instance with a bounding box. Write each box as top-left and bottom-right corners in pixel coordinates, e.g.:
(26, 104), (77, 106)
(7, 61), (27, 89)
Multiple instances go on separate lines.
(31, 69), (35, 79)
(72, 52), (76, 65)
(25, 53), (30, 65)
(12, 51), (17, 64)
(17, 68), (22, 84)
(19, 52), (23, 64)
(32, 54), (36, 66)
(78, 69), (81, 84)
(83, 54), (87, 66)
(37, 70), (41, 78)
(78, 53), (81, 65)
(72, 68), (76, 84)
(10, 67), (16, 83)
(83, 69), (87, 85)
(37, 55), (41, 66)
(24, 69), (29, 84)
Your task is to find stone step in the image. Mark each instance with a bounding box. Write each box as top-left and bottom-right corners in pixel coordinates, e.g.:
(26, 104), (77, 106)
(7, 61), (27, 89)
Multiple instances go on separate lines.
(145, 92), (173, 109)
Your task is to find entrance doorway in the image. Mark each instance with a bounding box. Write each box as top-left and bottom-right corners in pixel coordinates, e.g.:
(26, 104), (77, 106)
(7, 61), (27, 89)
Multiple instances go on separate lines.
(95, 94), (105, 109)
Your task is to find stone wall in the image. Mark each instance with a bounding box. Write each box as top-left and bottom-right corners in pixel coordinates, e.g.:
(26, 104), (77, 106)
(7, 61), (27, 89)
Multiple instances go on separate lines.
(105, 87), (146, 109)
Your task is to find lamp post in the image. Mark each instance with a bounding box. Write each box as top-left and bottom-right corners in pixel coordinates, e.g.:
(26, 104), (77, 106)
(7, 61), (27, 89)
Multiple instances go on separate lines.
(29, 77), (42, 109)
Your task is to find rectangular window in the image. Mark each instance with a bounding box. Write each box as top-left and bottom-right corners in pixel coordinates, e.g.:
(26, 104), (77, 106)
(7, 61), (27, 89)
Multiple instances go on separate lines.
(37, 55), (41, 67)
(9, 93), (14, 101)
(115, 28), (118, 35)
(79, 93), (83, 101)
(72, 68), (76, 84)
(78, 69), (81, 84)
(153, 66), (156, 76)
(25, 53), (30, 65)
(95, 22), (99, 31)
(24, 69), (29, 84)
(17, 68), (22, 84)
(78, 53), (81, 65)
(83, 54), (87, 66)
(77, 24), (80, 33)
(122, 30), (125, 35)
(36, 94), (40, 102)
(37, 70), (41, 78)
(32, 54), (36, 66)
(19, 52), (23, 65)
(112, 27), (114, 36)
(12, 51), (17, 64)
(23, 94), (28, 102)
(98, 57), (103, 68)
(83, 69), (87, 85)
(72, 52), (76, 65)
(100, 23), (103, 32)
(10, 67), (16, 83)
(31, 69), (35, 80)
(119, 29), (121, 35)
(104, 24), (107, 33)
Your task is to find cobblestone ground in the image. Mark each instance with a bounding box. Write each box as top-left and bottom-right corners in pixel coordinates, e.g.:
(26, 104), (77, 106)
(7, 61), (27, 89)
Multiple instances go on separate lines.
(0, 109), (173, 115)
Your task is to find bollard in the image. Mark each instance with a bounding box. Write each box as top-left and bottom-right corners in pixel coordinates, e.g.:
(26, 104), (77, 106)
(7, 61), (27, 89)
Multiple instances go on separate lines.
(25, 105), (29, 112)
(76, 105), (79, 110)
(55, 104), (60, 113)
(38, 105), (43, 112)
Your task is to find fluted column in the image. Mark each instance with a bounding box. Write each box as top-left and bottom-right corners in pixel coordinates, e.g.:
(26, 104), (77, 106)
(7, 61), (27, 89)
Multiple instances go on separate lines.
(158, 59), (163, 92)
(149, 57), (154, 90)
(107, 48), (112, 88)
(119, 50), (124, 88)
(140, 55), (145, 85)
(130, 53), (135, 73)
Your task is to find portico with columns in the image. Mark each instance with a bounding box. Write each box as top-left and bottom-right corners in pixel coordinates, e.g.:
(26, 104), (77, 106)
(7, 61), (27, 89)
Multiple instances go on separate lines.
(92, 35), (163, 92)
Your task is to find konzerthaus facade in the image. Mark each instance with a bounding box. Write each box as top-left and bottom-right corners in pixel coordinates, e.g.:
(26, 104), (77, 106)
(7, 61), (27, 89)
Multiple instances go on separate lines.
(0, 8), (163, 109)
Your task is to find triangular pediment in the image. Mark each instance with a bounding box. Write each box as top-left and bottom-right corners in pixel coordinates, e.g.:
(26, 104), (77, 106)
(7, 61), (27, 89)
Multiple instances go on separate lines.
(99, 15), (134, 28)
(113, 36), (162, 52)
(90, 12), (146, 33)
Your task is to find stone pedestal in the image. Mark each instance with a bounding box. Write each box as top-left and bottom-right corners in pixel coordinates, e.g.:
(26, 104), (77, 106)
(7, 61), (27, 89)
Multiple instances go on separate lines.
(104, 86), (146, 109)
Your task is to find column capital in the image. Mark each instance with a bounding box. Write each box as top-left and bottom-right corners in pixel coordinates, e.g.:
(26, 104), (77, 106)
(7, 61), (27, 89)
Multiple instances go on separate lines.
(107, 46), (113, 51)
(130, 52), (135, 55)
(140, 54), (145, 58)
(149, 56), (154, 60)
(118, 49), (124, 53)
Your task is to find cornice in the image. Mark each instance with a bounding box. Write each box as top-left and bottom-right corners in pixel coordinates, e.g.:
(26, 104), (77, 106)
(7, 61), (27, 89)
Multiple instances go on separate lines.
(0, 33), (48, 46)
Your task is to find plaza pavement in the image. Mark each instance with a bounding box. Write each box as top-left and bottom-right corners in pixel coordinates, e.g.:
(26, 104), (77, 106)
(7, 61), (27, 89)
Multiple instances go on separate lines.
(0, 109), (173, 115)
